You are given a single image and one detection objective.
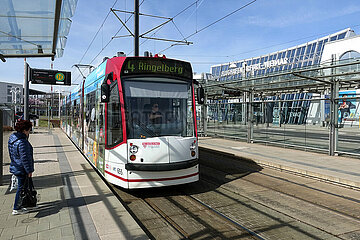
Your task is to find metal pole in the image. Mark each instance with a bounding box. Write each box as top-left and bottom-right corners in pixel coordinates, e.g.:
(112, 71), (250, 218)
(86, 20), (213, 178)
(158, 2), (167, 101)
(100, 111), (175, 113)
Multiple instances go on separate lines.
(24, 60), (29, 120)
(14, 88), (17, 113)
(134, 0), (139, 56)
(81, 78), (85, 150)
(203, 93), (208, 136)
(329, 54), (339, 156)
(58, 91), (61, 118)
(48, 102), (50, 129)
(0, 109), (3, 185)
(51, 86), (53, 118)
(203, 74), (208, 136)
(247, 91), (254, 143)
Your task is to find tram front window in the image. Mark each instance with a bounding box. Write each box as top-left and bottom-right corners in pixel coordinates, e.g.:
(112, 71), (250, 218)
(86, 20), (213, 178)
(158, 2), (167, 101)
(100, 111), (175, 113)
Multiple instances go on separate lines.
(124, 79), (195, 139)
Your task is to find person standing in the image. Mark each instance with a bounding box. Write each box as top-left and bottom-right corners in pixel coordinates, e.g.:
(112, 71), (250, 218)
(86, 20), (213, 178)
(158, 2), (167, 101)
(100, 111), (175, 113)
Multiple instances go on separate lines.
(8, 120), (34, 215)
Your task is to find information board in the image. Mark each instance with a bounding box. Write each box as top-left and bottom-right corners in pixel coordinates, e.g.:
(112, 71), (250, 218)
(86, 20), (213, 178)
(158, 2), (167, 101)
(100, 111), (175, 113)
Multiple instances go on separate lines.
(121, 57), (192, 80)
(30, 68), (71, 85)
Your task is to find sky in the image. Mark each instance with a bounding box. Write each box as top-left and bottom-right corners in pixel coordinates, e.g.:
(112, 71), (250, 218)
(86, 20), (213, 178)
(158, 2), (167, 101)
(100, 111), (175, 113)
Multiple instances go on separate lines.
(1, 0), (360, 93)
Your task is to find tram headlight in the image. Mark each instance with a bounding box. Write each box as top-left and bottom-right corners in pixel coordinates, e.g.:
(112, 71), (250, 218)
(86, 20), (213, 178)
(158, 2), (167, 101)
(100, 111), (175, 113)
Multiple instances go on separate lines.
(190, 141), (196, 157)
(190, 141), (196, 150)
(129, 145), (139, 154)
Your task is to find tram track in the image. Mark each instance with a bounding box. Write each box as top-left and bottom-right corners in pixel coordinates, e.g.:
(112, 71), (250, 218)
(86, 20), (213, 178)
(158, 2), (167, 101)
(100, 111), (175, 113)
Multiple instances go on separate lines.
(105, 149), (360, 239)
(200, 159), (360, 221)
(142, 197), (189, 239)
(198, 173), (357, 240)
(201, 164), (360, 219)
(112, 184), (263, 240)
(197, 151), (360, 239)
(108, 157), (360, 239)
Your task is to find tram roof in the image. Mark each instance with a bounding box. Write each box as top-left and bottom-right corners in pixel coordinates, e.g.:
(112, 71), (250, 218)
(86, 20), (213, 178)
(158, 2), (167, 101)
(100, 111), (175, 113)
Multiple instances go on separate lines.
(0, 0), (77, 61)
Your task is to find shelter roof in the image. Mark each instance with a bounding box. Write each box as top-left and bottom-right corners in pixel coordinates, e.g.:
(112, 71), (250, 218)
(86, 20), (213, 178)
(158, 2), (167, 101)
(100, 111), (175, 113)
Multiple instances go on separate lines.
(0, 0), (77, 61)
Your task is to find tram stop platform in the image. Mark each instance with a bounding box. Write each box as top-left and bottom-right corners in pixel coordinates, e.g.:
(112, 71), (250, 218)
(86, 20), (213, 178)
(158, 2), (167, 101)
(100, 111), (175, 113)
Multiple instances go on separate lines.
(199, 137), (360, 190)
(0, 128), (148, 240)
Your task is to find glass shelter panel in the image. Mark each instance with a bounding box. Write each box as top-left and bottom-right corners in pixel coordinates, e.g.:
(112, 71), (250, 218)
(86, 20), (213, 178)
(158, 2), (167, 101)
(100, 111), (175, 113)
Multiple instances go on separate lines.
(0, 0), (77, 57)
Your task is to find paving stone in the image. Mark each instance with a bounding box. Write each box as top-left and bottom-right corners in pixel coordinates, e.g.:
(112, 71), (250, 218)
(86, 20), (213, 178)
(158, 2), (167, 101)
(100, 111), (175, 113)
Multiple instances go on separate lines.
(12, 232), (38, 240)
(38, 227), (62, 240)
(26, 222), (49, 234)
(0, 225), (27, 239)
(1, 128), (146, 240)
(0, 216), (17, 228)
(60, 224), (74, 237)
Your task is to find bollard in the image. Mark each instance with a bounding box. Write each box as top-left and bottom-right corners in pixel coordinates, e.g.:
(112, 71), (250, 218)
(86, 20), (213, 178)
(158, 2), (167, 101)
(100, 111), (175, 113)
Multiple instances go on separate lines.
(0, 109), (3, 185)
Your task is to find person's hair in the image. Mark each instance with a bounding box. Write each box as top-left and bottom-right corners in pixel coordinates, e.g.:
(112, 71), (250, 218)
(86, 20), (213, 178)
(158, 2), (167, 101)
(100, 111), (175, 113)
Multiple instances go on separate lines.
(14, 120), (32, 132)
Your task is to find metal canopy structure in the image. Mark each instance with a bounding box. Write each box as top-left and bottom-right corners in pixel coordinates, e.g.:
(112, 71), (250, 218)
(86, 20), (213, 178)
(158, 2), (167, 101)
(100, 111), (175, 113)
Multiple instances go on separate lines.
(204, 58), (360, 99)
(200, 58), (360, 156)
(0, 0), (77, 61)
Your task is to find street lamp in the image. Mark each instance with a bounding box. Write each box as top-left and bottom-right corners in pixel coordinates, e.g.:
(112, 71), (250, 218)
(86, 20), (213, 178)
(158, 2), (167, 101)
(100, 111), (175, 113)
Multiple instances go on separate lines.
(55, 89), (65, 119)
(55, 90), (60, 118)
(10, 87), (20, 111)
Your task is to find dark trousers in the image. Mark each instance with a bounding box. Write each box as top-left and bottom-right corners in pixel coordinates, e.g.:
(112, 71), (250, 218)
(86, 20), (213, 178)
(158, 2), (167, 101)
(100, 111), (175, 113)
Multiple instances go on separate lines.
(13, 174), (26, 210)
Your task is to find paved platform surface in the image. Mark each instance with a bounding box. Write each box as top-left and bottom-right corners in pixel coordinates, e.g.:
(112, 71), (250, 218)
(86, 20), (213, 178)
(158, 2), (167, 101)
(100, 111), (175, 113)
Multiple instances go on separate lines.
(1, 128), (148, 240)
(199, 137), (360, 190)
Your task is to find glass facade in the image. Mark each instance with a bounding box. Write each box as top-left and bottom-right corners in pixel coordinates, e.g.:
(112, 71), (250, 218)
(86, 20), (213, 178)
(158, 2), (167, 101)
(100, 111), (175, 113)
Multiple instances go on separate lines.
(211, 28), (354, 82)
(201, 28), (360, 156)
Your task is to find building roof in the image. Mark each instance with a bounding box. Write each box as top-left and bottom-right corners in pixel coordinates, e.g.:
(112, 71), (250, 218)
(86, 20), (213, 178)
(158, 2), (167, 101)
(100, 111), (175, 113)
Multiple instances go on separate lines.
(211, 28), (355, 69)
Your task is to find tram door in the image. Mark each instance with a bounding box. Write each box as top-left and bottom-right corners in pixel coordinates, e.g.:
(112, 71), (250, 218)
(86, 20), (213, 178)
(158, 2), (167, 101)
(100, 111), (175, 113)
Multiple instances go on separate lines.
(96, 89), (106, 175)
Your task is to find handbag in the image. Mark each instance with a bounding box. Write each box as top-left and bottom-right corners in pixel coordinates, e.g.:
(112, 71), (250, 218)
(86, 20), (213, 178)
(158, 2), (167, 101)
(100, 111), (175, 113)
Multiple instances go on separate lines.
(19, 176), (37, 208)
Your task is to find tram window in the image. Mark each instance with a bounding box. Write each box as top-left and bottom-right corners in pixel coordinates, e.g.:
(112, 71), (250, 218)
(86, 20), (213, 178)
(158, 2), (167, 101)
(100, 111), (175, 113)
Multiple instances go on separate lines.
(85, 91), (96, 140)
(74, 101), (80, 129)
(67, 102), (71, 120)
(72, 100), (78, 128)
(107, 82), (123, 147)
(124, 80), (195, 139)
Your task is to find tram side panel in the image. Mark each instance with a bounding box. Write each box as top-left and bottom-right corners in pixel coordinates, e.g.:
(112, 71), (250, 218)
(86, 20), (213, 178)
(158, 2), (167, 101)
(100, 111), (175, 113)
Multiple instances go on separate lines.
(104, 145), (129, 189)
(83, 88), (106, 176)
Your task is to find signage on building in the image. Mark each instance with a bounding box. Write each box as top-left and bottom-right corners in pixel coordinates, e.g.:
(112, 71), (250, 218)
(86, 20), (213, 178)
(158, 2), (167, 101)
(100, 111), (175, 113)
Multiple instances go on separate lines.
(220, 58), (289, 77)
(30, 68), (71, 85)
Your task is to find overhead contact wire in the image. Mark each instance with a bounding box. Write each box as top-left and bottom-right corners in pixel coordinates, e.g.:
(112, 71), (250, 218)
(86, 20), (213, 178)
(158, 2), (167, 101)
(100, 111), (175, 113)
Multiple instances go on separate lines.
(160, 0), (257, 53)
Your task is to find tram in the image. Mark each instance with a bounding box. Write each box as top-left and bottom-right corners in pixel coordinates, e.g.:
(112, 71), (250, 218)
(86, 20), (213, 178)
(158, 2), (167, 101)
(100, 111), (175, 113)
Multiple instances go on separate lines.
(61, 55), (199, 188)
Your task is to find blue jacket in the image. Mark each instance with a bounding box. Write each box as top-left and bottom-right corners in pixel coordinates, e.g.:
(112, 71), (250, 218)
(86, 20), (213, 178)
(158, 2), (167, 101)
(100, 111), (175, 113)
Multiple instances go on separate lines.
(8, 132), (34, 176)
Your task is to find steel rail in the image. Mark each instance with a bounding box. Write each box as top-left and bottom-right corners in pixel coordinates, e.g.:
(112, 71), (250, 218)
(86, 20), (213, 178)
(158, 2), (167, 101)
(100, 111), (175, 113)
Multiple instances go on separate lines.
(189, 195), (266, 240)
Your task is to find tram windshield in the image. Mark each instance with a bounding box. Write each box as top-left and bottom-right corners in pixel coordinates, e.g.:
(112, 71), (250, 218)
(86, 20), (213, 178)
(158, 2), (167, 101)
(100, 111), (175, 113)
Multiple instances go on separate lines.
(124, 78), (195, 139)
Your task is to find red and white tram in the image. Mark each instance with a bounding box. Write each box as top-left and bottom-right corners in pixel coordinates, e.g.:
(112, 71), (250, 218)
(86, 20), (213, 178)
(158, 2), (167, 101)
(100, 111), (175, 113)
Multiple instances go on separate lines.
(61, 56), (199, 188)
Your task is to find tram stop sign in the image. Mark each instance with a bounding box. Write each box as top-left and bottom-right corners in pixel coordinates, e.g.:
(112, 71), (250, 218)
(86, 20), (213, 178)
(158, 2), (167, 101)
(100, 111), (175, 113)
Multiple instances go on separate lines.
(30, 68), (71, 85)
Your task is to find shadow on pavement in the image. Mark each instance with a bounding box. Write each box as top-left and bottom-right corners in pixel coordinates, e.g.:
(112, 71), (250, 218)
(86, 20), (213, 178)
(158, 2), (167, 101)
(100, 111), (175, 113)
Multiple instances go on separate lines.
(124, 147), (263, 198)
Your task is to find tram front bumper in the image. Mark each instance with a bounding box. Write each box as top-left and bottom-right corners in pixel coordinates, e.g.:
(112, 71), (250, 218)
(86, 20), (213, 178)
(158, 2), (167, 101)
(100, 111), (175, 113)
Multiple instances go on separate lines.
(125, 159), (198, 171)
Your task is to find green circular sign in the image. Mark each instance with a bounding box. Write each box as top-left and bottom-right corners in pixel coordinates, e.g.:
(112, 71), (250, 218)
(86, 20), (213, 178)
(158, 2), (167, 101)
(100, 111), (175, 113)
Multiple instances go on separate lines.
(55, 72), (65, 81)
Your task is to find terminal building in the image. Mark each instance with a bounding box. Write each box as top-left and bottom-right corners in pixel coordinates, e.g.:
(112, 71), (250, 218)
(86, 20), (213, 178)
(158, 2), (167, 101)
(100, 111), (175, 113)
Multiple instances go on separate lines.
(207, 28), (360, 127)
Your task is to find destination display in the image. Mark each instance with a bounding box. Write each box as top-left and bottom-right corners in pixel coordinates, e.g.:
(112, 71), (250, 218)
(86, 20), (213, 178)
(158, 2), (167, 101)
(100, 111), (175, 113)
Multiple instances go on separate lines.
(121, 57), (192, 80)
(30, 68), (71, 85)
